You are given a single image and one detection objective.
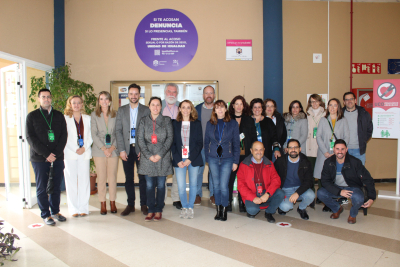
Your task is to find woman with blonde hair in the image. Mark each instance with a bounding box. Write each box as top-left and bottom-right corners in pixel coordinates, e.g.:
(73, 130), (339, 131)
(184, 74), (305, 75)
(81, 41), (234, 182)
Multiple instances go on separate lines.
(63, 95), (93, 217)
(171, 100), (203, 219)
(91, 91), (118, 215)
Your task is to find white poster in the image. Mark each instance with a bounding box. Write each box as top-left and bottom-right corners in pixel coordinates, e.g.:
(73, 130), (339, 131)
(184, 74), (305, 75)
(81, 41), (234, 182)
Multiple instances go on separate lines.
(226, 39), (252, 61)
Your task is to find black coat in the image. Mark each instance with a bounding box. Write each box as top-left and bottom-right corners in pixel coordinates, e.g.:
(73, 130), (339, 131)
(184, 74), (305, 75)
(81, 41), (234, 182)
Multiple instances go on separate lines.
(238, 115), (258, 157)
(171, 120), (204, 167)
(275, 113), (287, 148)
(274, 152), (314, 196)
(26, 108), (68, 162)
(321, 153), (376, 200)
(342, 105), (373, 155)
(258, 117), (279, 160)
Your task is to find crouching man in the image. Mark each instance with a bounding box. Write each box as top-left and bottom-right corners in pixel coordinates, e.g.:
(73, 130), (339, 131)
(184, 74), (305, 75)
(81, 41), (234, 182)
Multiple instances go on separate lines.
(274, 139), (315, 220)
(317, 139), (375, 224)
(237, 141), (284, 223)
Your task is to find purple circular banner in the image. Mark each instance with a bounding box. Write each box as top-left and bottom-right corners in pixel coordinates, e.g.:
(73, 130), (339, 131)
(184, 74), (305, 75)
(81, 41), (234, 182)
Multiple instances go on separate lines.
(135, 9), (198, 72)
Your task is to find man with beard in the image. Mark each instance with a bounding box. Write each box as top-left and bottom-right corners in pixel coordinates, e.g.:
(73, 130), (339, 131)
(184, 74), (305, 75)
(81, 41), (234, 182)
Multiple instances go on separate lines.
(317, 139), (375, 224)
(116, 84), (150, 215)
(161, 83), (182, 209)
(274, 139), (314, 220)
(194, 85), (215, 205)
(237, 141), (284, 223)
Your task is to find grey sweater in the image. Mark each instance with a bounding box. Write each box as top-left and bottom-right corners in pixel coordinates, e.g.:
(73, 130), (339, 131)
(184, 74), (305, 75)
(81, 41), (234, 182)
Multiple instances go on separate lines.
(283, 112), (308, 151)
(137, 114), (173, 177)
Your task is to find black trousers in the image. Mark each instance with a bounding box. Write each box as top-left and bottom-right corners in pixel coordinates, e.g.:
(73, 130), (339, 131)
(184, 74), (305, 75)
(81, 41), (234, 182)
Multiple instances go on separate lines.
(122, 145), (147, 206)
(32, 160), (64, 218)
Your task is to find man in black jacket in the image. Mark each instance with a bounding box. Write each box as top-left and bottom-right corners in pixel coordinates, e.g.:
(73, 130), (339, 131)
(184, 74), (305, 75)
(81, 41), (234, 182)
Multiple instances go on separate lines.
(26, 89), (68, 226)
(317, 139), (375, 224)
(343, 92), (373, 165)
(274, 139), (315, 220)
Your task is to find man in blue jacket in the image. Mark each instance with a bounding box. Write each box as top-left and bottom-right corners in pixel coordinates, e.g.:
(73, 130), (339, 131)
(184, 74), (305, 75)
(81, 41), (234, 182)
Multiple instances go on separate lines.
(194, 85), (216, 205)
(343, 92), (373, 165)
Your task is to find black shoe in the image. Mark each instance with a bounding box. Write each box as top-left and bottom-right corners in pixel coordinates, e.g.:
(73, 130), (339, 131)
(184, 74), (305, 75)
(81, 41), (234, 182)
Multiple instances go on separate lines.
(43, 217), (56, 226)
(173, 201), (182, 210)
(221, 206), (227, 221)
(226, 202), (232, 212)
(322, 205), (332, 212)
(309, 198), (316, 209)
(246, 212), (255, 218)
(297, 207), (309, 220)
(214, 205), (221, 220)
(264, 213), (276, 223)
(277, 207), (286, 215)
(238, 193), (246, 213)
(316, 198), (322, 204)
(52, 213), (67, 222)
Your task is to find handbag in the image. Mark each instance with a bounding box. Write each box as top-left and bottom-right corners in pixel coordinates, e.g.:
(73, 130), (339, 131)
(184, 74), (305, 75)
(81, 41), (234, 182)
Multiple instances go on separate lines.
(46, 163), (54, 195)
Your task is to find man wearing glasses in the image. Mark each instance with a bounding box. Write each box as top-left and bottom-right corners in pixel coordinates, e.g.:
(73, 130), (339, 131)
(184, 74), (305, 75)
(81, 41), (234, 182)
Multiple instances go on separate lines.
(26, 89), (68, 226)
(342, 92), (373, 165)
(274, 139), (315, 220)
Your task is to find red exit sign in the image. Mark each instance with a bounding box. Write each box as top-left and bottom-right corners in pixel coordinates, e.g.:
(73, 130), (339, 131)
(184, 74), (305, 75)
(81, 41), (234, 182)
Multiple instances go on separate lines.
(352, 63), (381, 74)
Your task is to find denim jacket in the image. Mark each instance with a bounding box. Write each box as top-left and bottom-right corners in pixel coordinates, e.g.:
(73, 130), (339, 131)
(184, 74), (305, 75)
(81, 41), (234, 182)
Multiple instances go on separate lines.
(204, 120), (240, 164)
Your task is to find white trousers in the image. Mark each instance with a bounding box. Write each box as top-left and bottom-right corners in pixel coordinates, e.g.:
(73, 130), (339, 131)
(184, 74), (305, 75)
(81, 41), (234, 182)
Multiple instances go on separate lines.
(64, 155), (90, 215)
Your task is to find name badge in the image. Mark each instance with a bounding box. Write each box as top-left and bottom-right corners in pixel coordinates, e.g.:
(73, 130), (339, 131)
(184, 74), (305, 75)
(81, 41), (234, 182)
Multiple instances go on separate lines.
(256, 183), (263, 196)
(78, 138), (84, 147)
(131, 128), (135, 138)
(105, 134), (111, 146)
(240, 133), (245, 141)
(287, 135), (292, 144)
(330, 139), (335, 152)
(151, 134), (157, 144)
(182, 146), (189, 159)
(257, 136), (262, 142)
(48, 130), (55, 142)
(313, 127), (317, 138)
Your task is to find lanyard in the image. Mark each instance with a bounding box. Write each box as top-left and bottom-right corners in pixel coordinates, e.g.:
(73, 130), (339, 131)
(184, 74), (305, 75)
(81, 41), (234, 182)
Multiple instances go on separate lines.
(217, 122), (225, 144)
(130, 106), (138, 128)
(289, 118), (295, 133)
(182, 122), (189, 146)
(166, 104), (176, 118)
(252, 162), (263, 182)
(40, 109), (53, 130)
(311, 114), (321, 126)
(152, 117), (156, 134)
(103, 114), (109, 134)
(74, 115), (82, 137)
(327, 117), (337, 140)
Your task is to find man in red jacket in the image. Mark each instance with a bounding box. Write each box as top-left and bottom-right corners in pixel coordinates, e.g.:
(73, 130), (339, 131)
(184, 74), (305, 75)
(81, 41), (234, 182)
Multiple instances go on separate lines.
(237, 141), (284, 223)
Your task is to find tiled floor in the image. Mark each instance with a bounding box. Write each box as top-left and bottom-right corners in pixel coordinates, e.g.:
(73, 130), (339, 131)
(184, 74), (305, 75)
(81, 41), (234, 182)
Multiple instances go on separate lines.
(0, 183), (399, 267)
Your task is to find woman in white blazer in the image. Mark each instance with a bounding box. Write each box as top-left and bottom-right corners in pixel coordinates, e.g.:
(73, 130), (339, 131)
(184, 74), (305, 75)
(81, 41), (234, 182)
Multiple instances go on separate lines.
(63, 96), (93, 217)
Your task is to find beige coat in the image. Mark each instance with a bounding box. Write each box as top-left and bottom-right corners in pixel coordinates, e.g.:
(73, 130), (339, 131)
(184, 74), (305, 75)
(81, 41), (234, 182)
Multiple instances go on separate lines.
(306, 107), (326, 157)
(91, 111), (118, 158)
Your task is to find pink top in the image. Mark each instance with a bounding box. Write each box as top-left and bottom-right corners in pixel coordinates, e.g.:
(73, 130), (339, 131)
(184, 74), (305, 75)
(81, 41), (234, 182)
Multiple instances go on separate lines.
(162, 105), (178, 119)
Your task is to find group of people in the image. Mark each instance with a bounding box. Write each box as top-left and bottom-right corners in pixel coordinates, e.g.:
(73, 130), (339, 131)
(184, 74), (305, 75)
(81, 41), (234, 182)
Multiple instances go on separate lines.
(25, 83), (376, 226)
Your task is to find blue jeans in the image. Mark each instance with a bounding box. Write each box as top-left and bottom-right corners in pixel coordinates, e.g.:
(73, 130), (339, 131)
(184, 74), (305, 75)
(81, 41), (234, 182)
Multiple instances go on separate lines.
(317, 186), (364, 217)
(208, 157), (233, 207)
(245, 189), (285, 215)
(348, 148), (366, 165)
(31, 160), (64, 218)
(279, 187), (315, 212)
(145, 176), (166, 213)
(196, 149), (213, 197)
(175, 159), (199, 209)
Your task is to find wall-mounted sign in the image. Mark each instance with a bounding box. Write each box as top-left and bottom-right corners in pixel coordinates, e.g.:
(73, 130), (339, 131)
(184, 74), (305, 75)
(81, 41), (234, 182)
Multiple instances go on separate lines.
(388, 59), (400, 74)
(352, 63), (381, 74)
(372, 79), (400, 139)
(135, 9), (198, 72)
(226, 39), (252, 60)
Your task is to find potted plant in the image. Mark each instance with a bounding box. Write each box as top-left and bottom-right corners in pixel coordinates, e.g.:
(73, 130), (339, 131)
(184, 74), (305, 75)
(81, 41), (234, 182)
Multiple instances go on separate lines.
(0, 220), (20, 266)
(90, 159), (98, 195)
(29, 63), (98, 192)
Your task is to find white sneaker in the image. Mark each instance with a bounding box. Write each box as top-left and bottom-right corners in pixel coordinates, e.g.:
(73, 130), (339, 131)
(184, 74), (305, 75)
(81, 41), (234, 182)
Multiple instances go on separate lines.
(187, 208), (194, 219)
(180, 208), (188, 219)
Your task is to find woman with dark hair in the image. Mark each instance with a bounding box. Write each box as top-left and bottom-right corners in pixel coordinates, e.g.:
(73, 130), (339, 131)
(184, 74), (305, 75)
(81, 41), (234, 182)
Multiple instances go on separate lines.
(137, 96), (173, 222)
(249, 98), (280, 160)
(314, 98), (349, 211)
(264, 99), (287, 162)
(228, 95), (257, 212)
(283, 100), (308, 153)
(171, 100), (203, 219)
(204, 100), (240, 221)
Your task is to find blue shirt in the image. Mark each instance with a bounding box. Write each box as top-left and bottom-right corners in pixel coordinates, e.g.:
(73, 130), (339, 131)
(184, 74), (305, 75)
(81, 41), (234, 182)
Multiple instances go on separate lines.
(130, 105), (138, 144)
(283, 156), (301, 188)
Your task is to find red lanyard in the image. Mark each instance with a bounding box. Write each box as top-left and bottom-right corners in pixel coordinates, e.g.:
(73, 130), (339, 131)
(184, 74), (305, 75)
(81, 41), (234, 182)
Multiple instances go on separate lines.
(182, 122), (189, 145)
(152, 118), (156, 134)
(252, 162), (263, 181)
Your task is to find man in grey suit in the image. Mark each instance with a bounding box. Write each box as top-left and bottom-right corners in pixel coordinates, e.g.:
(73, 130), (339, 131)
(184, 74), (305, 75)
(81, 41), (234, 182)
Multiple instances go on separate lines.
(116, 84), (150, 216)
(161, 83), (182, 209)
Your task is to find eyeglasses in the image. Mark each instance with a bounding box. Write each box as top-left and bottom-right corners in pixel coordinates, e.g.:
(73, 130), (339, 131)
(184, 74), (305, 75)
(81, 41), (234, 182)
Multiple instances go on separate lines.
(344, 98), (355, 102)
(310, 101), (318, 104)
(288, 146), (299, 150)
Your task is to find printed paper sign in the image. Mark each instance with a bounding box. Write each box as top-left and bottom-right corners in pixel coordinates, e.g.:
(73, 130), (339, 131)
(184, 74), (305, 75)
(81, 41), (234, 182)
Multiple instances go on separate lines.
(352, 63), (381, 74)
(226, 39), (252, 60)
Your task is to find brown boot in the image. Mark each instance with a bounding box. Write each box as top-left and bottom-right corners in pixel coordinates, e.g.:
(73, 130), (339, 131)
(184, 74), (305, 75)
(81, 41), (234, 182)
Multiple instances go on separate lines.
(120, 205), (135, 216)
(100, 202), (107, 215)
(141, 205), (148, 215)
(330, 206), (343, 219)
(110, 201), (117, 213)
(347, 215), (357, 224)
